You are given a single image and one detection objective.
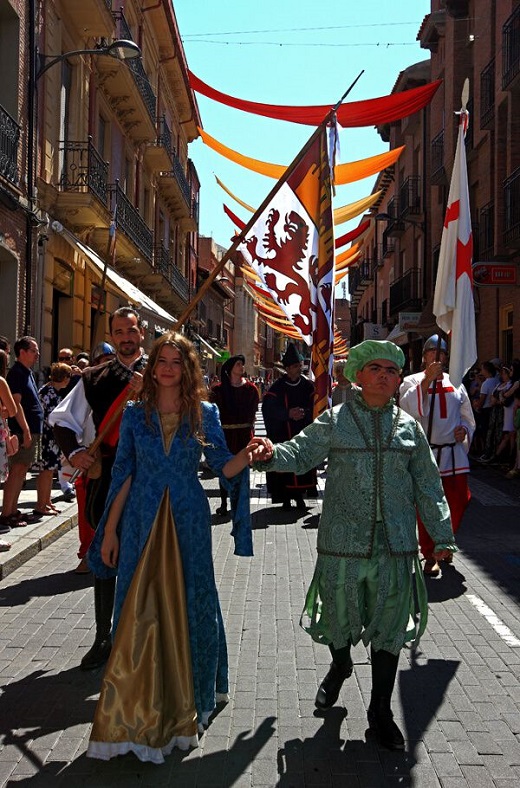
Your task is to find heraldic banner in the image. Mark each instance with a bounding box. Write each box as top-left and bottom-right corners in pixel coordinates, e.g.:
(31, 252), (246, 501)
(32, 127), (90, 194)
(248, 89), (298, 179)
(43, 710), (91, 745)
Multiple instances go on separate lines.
(239, 126), (335, 417)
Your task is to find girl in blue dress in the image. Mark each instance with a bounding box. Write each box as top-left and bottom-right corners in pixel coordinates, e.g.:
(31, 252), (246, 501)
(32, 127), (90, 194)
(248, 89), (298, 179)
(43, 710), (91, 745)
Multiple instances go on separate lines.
(87, 333), (257, 764)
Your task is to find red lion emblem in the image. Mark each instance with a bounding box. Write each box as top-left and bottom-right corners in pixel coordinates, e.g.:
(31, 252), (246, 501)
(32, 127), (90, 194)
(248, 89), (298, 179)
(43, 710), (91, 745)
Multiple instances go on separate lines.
(245, 208), (317, 336)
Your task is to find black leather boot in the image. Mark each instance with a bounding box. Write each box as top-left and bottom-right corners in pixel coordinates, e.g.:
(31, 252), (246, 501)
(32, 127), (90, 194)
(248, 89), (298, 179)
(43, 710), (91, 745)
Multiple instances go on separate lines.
(80, 576), (115, 671)
(367, 696), (404, 750)
(367, 647), (404, 750)
(315, 644), (353, 710)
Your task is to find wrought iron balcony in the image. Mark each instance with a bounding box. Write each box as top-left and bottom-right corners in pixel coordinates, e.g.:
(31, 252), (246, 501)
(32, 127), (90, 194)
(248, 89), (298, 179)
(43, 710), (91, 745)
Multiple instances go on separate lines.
(398, 176), (421, 216)
(478, 201), (494, 258)
(153, 244), (189, 303)
(58, 138), (108, 205)
(110, 182), (153, 261)
(170, 151), (191, 206)
(0, 103), (20, 185)
(389, 268), (422, 316)
(480, 58), (495, 129)
(431, 130), (445, 184)
(384, 197), (405, 236)
(503, 5), (520, 90)
(114, 10), (156, 121)
(504, 168), (520, 248)
(157, 116), (173, 160)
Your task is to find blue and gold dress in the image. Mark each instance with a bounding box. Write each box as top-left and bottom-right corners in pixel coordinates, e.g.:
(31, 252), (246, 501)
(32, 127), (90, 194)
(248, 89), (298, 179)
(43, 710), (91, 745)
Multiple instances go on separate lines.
(87, 401), (252, 763)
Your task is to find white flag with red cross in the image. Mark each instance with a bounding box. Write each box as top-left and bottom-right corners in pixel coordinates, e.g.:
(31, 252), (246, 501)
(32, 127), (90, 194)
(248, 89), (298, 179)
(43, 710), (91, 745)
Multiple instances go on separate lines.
(433, 103), (477, 387)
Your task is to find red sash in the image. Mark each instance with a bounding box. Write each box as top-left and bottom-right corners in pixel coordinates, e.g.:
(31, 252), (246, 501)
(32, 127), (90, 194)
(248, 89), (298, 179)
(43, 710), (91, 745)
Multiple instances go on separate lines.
(98, 383), (133, 447)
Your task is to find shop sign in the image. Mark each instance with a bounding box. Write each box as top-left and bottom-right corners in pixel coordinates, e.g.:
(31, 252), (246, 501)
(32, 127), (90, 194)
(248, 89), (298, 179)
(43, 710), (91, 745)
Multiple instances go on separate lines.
(472, 263), (517, 286)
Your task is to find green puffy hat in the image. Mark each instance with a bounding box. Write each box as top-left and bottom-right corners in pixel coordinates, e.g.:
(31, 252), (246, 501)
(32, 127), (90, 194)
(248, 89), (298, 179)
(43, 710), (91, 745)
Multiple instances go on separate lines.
(343, 340), (405, 383)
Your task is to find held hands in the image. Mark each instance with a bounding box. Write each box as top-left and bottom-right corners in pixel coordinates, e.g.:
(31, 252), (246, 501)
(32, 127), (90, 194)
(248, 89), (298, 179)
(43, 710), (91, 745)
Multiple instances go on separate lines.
(244, 437), (274, 464)
(101, 530), (119, 568)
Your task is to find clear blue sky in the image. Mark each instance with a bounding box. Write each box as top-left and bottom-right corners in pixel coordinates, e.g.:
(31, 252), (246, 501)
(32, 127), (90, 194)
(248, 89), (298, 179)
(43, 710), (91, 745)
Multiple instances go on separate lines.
(175, 1), (431, 262)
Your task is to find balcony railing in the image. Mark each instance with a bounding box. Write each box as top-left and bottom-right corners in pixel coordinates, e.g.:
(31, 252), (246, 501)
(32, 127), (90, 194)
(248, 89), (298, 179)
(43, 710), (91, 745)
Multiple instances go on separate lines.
(154, 244), (189, 302)
(348, 259), (373, 295)
(478, 202), (494, 258)
(110, 182), (153, 261)
(0, 103), (20, 185)
(58, 137), (108, 205)
(398, 176), (421, 216)
(389, 268), (422, 315)
(503, 5), (520, 90)
(504, 168), (520, 247)
(114, 10), (157, 121)
(480, 58), (495, 129)
(157, 115), (173, 162)
(431, 130), (446, 185)
(163, 150), (191, 207)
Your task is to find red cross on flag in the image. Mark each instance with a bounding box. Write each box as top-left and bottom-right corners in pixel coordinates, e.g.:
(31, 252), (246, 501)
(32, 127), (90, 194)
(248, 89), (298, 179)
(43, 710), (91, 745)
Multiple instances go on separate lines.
(433, 105), (477, 387)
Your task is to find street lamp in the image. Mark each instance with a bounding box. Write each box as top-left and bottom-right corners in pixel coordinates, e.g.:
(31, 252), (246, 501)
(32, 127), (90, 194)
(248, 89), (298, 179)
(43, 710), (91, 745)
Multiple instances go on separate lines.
(36, 39), (141, 79)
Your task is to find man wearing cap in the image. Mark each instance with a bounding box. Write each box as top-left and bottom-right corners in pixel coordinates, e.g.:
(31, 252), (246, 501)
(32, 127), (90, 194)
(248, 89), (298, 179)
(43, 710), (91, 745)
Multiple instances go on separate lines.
(209, 354), (259, 516)
(253, 340), (454, 750)
(262, 343), (316, 510)
(399, 335), (475, 576)
(49, 307), (146, 669)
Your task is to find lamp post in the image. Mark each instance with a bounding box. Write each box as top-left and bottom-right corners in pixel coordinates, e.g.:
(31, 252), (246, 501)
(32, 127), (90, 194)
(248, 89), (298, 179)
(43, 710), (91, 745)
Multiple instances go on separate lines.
(36, 39), (141, 78)
(25, 31), (141, 335)
(372, 211), (425, 328)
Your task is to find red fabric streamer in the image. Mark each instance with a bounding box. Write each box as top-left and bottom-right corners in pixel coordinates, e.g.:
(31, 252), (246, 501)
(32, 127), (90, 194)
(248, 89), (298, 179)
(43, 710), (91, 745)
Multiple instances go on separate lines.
(223, 204), (246, 229)
(189, 71), (441, 128)
(335, 219), (370, 250)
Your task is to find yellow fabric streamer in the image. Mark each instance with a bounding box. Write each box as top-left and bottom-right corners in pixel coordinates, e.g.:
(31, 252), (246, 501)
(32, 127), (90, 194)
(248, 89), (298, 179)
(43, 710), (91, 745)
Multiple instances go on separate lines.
(201, 128), (404, 186)
(217, 175), (381, 227)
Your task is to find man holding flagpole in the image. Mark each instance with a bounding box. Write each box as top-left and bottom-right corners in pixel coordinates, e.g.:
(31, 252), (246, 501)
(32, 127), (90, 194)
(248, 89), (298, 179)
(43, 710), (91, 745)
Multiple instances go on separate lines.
(399, 87), (477, 576)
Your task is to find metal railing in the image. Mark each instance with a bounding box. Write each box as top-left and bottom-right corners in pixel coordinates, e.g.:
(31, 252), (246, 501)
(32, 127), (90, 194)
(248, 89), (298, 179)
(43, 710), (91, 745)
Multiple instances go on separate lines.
(503, 4), (520, 89)
(431, 130), (445, 182)
(504, 168), (520, 247)
(58, 138), (108, 205)
(0, 103), (19, 185)
(478, 201), (494, 257)
(480, 58), (495, 128)
(153, 244), (189, 302)
(114, 10), (156, 121)
(110, 182), (153, 261)
(398, 176), (421, 216)
(157, 116), (173, 163)
(390, 268), (422, 315)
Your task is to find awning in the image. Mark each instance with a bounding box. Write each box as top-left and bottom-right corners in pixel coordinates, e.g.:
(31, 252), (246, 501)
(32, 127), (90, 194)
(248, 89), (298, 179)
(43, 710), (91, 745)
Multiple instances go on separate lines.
(386, 325), (410, 346)
(195, 333), (221, 357)
(61, 228), (176, 330)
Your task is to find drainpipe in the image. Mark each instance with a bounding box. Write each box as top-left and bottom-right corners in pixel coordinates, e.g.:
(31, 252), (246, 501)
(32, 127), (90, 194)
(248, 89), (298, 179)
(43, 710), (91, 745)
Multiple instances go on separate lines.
(26, 0), (37, 333)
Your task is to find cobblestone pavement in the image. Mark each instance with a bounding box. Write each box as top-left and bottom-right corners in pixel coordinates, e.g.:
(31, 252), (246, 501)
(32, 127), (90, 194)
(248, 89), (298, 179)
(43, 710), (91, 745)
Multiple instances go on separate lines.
(1, 411), (520, 786)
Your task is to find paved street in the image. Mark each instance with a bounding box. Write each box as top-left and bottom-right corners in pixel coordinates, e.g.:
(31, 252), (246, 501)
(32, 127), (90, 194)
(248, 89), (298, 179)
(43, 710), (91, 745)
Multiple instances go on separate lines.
(1, 413), (520, 786)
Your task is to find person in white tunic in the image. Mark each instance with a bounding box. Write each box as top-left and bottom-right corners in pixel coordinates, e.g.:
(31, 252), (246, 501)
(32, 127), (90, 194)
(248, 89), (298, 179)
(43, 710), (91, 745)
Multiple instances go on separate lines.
(399, 335), (475, 576)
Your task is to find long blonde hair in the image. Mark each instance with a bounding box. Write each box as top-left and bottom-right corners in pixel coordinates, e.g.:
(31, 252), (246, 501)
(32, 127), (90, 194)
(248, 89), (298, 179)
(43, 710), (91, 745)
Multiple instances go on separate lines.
(140, 332), (207, 439)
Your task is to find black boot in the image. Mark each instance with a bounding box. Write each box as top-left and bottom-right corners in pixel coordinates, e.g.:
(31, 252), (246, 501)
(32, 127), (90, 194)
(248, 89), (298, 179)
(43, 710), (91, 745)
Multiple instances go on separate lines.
(216, 486), (228, 516)
(367, 647), (404, 750)
(315, 644), (353, 710)
(80, 576), (115, 671)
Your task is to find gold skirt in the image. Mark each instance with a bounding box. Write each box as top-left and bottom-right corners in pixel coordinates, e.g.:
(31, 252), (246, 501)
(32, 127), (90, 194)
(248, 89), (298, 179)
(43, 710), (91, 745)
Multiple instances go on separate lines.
(88, 489), (199, 763)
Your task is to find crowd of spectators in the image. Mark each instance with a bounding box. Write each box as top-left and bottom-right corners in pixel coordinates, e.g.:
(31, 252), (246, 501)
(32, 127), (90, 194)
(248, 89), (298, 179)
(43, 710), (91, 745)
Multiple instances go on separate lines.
(464, 358), (520, 477)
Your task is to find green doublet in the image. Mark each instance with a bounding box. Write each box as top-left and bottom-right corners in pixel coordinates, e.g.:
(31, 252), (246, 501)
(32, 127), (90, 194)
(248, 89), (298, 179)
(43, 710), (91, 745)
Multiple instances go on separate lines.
(256, 394), (455, 654)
